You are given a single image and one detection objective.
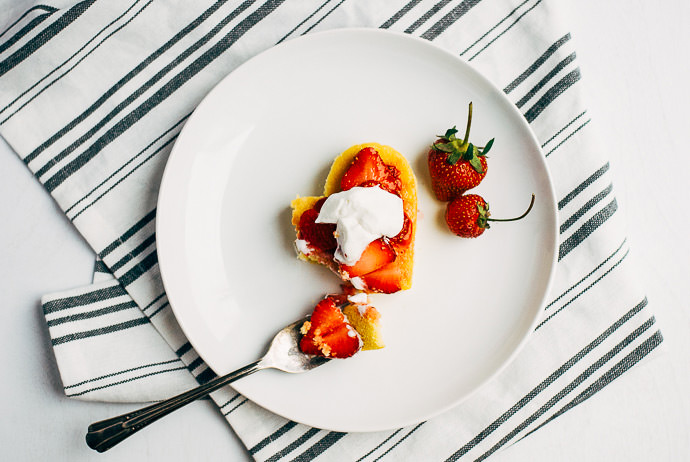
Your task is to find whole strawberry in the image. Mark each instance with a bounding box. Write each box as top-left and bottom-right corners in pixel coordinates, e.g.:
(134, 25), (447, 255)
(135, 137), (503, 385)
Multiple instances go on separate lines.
(428, 102), (494, 201)
(445, 193), (535, 238)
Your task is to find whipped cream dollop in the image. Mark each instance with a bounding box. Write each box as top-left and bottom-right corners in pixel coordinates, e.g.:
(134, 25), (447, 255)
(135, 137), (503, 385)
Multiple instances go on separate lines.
(316, 185), (404, 266)
(347, 292), (369, 304)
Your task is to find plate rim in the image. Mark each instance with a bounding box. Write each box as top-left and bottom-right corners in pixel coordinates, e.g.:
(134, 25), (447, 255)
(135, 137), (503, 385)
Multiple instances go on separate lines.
(156, 27), (559, 432)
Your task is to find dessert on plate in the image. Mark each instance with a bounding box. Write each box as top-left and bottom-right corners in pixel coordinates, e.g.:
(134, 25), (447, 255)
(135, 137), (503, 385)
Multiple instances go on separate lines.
(292, 142), (417, 358)
(291, 143), (417, 294)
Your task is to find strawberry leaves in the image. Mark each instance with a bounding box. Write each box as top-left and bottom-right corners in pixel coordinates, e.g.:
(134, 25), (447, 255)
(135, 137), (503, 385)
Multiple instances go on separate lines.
(431, 102), (493, 174)
(476, 201), (490, 230)
(482, 137), (494, 155)
(443, 126), (459, 139)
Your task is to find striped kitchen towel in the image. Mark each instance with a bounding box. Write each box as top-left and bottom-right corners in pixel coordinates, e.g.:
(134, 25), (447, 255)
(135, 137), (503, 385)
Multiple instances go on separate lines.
(0, 0), (662, 460)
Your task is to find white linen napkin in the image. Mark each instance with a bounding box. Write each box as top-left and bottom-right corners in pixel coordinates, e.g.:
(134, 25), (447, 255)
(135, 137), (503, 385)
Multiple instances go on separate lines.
(0, 0), (662, 460)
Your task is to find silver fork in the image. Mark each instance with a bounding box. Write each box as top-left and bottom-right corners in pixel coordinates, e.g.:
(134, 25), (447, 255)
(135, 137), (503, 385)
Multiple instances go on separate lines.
(85, 317), (328, 452)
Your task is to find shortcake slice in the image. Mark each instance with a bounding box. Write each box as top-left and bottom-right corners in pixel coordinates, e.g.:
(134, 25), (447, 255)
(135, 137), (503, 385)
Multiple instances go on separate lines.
(291, 143), (417, 294)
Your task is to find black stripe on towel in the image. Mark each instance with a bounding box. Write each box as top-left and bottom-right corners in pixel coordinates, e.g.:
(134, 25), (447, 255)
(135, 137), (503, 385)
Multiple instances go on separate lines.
(560, 183), (613, 234)
(371, 423), (425, 461)
(52, 317), (150, 346)
(459, 0), (532, 57)
(558, 162), (610, 210)
(186, 356), (204, 372)
(93, 259), (110, 274)
(218, 392), (242, 410)
(541, 110), (586, 147)
(46, 300), (138, 327)
(515, 52), (576, 108)
(195, 367), (217, 385)
(64, 358), (181, 389)
(66, 365), (188, 397)
(249, 421), (299, 455)
(558, 199), (618, 261)
(380, 0), (423, 29)
(290, 431), (348, 462)
(264, 428), (321, 462)
(504, 32), (571, 93)
(223, 397), (249, 416)
(98, 209), (156, 258)
(537, 248), (629, 330)
(147, 302), (169, 319)
(276, 0), (332, 44)
(0, 10), (54, 55)
(300, 0), (347, 36)
(118, 250), (158, 287)
(545, 238), (626, 311)
(354, 429), (403, 462)
(0, 5), (57, 39)
(108, 233), (156, 272)
(405, 0), (453, 34)
(175, 341), (193, 357)
(43, 284), (127, 314)
(523, 68), (581, 123)
(466, 0), (543, 62)
(0, 0), (96, 78)
(544, 117), (591, 157)
(420, 0), (482, 41)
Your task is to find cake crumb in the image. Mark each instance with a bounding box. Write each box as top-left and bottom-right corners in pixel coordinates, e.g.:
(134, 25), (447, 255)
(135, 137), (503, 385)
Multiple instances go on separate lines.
(300, 321), (311, 335)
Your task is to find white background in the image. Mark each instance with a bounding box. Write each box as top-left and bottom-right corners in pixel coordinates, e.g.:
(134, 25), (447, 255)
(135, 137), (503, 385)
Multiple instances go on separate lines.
(2, 1), (689, 460)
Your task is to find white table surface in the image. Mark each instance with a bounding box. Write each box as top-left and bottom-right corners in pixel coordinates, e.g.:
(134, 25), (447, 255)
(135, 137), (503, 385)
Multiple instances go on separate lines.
(2, 1), (689, 460)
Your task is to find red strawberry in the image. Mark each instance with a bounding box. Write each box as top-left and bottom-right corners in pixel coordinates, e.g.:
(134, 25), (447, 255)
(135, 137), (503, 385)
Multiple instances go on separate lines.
(298, 199), (337, 253)
(428, 102), (493, 201)
(341, 147), (402, 194)
(359, 263), (404, 294)
(339, 238), (396, 278)
(445, 193), (535, 238)
(299, 297), (361, 358)
(389, 212), (413, 247)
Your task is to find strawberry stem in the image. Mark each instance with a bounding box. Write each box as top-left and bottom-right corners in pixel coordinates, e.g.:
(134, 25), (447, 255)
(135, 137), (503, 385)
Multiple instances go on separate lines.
(462, 102), (473, 145)
(487, 194), (535, 222)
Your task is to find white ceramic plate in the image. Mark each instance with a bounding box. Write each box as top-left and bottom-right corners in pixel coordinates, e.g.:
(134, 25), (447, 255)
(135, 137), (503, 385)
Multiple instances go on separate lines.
(157, 29), (558, 432)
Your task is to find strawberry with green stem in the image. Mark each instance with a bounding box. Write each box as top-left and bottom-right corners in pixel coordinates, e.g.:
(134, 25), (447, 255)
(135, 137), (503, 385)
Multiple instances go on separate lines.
(445, 193), (536, 238)
(428, 102), (494, 201)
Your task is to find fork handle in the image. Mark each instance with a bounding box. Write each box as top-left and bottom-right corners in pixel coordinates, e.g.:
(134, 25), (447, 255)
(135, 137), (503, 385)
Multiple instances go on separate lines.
(86, 360), (262, 452)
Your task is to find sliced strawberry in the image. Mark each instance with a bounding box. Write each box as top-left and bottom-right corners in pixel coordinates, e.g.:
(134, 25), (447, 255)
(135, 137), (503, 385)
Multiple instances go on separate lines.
(312, 197), (328, 212)
(340, 147), (383, 190)
(359, 262), (404, 294)
(389, 212), (413, 247)
(299, 297), (361, 358)
(339, 238), (396, 278)
(357, 179), (402, 197)
(298, 208), (337, 253)
(341, 147), (402, 194)
(383, 164), (402, 193)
